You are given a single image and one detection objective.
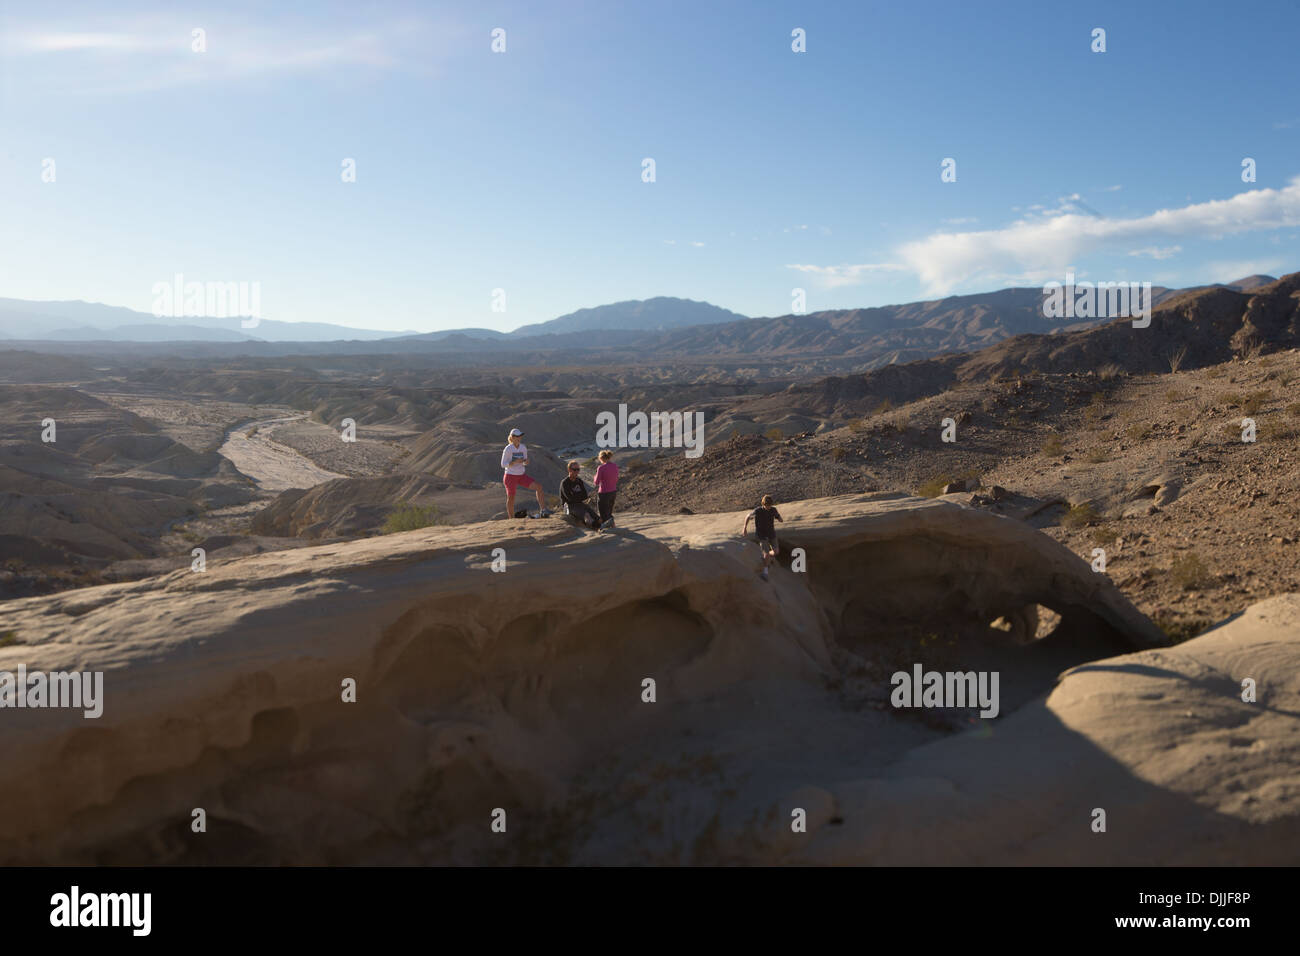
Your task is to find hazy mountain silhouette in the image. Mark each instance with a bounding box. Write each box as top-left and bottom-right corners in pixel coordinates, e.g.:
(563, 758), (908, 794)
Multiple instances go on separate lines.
(508, 296), (747, 336)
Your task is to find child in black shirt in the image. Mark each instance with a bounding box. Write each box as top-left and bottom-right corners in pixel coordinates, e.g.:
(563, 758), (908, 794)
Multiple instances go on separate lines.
(742, 494), (783, 580)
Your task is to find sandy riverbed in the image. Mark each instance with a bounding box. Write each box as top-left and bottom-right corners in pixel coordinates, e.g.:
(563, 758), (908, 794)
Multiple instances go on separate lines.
(218, 416), (347, 492)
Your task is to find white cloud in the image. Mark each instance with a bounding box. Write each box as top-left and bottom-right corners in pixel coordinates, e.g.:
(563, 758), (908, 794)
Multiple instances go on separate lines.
(1127, 245), (1182, 260)
(4, 14), (445, 94)
(690, 241), (705, 247)
(785, 262), (907, 288)
(896, 179), (1300, 294)
(17, 32), (162, 52)
(942, 217), (977, 225)
(1101, 184), (1123, 192)
(1204, 258), (1289, 283)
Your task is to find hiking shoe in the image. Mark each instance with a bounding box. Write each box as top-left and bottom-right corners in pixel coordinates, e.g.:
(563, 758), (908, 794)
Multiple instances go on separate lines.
(759, 567), (769, 581)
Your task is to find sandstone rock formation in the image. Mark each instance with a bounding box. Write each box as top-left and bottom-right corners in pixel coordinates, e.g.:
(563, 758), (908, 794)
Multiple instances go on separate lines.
(1, 494), (1294, 865)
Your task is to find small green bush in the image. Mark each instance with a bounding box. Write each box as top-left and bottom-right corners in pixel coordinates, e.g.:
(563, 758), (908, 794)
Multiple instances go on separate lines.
(1062, 502), (1098, 529)
(1089, 524), (1118, 546)
(1170, 552), (1212, 590)
(916, 474), (953, 498)
(382, 503), (442, 534)
(1152, 610), (1208, 644)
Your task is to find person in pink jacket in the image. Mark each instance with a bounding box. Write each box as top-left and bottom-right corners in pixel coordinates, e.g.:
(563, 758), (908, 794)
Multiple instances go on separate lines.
(594, 449), (619, 532)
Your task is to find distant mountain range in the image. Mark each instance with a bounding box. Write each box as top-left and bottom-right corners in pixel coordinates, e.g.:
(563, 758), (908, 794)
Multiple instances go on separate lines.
(0, 298), (412, 343)
(0, 278), (1280, 369)
(0, 295), (746, 343)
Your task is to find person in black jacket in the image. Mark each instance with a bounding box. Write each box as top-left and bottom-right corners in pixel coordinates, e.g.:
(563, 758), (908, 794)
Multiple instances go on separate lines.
(559, 461), (599, 528)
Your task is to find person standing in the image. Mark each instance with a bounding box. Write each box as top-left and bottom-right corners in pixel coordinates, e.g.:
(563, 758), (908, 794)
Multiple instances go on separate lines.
(501, 428), (546, 519)
(594, 448), (619, 531)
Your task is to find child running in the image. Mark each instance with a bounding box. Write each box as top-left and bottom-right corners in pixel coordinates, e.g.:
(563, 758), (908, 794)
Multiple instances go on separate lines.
(742, 494), (783, 580)
(594, 449), (619, 532)
(500, 428), (546, 519)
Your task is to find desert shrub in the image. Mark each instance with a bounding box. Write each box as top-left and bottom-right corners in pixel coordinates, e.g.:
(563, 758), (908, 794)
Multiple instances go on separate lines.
(846, 418), (867, 434)
(764, 427), (783, 440)
(382, 503), (442, 533)
(1097, 362), (1124, 381)
(916, 474), (953, 498)
(1152, 610), (1209, 644)
(1089, 524), (1118, 546)
(1220, 391), (1244, 407)
(1084, 447), (1109, 463)
(1205, 366), (1226, 378)
(245, 425), (260, 439)
(0, 630), (19, 647)
(1167, 344), (1189, 373)
(1082, 392), (1106, 427)
(1061, 502), (1098, 529)
(873, 399), (893, 415)
(831, 446), (847, 461)
(1260, 418), (1299, 441)
(1040, 434), (1065, 456)
(1242, 390), (1271, 415)
(1164, 388), (1184, 402)
(1287, 402), (1300, 418)
(1170, 552), (1212, 590)
(1124, 422), (1151, 441)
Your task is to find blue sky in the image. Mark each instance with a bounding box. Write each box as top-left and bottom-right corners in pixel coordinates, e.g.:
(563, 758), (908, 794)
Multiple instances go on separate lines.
(2, 0), (1298, 333)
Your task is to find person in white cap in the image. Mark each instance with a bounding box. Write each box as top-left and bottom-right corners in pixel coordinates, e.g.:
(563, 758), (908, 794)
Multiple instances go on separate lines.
(501, 428), (545, 519)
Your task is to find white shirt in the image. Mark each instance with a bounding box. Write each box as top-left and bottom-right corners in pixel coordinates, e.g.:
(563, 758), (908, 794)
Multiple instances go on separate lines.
(501, 442), (528, 475)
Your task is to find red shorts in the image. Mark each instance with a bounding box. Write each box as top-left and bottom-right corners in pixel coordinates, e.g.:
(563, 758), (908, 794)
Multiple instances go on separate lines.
(503, 473), (537, 493)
